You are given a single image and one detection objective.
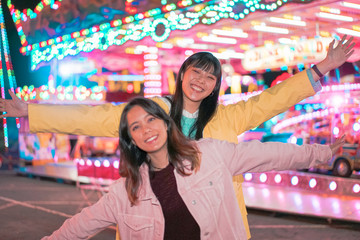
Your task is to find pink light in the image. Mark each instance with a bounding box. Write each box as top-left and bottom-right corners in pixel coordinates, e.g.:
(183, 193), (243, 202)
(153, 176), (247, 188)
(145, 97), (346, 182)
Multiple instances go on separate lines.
(293, 193), (303, 207)
(94, 160), (101, 168)
(113, 161), (119, 169)
(86, 159), (92, 166)
(244, 173), (252, 181)
(353, 184), (360, 193)
(274, 174), (282, 183)
(291, 176), (299, 185)
(329, 181), (337, 191)
(331, 200), (341, 214)
(259, 173), (267, 183)
(309, 178), (317, 188)
(353, 122), (360, 132)
(330, 95), (345, 108)
(261, 188), (270, 198)
(103, 160), (110, 168)
(79, 159), (85, 166)
(289, 136), (297, 144)
(311, 197), (320, 211)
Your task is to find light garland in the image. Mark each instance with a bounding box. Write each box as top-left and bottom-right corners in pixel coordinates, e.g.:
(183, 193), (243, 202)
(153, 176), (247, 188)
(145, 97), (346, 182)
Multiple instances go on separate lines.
(6, 0), (315, 69)
(272, 83), (360, 133)
(143, 47), (161, 98)
(15, 84), (106, 102)
(0, 0), (19, 149)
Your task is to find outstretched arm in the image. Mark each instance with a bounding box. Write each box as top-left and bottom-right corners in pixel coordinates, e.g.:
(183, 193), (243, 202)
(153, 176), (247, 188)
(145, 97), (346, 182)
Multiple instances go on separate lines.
(214, 35), (356, 136)
(0, 92), (170, 137)
(201, 135), (345, 175)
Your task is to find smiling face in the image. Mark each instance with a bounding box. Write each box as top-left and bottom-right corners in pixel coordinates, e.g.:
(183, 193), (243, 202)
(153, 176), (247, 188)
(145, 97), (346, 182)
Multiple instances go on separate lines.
(181, 66), (217, 111)
(127, 105), (168, 157)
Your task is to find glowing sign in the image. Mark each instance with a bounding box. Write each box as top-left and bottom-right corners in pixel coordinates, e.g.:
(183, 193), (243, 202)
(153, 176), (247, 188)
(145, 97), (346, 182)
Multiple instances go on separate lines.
(243, 38), (333, 71)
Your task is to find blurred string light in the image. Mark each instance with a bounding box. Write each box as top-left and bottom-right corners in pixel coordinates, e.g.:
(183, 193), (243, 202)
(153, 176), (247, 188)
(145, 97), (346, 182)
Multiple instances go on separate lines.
(222, 83), (360, 107)
(0, 1), (19, 149)
(15, 84), (106, 102)
(6, 0), (316, 69)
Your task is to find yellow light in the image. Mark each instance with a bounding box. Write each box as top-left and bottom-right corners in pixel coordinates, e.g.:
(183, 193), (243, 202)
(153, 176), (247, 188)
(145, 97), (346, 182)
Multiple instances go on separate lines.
(239, 44), (250, 51)
(320, 6), (340, 14)
(353, 25), (360, 31)
(194, 4), (205, 12)
(320, 31), (331, 37)
(264, 40), (274, 45)
(196, 32), (208, 38)
(283, 14), (293, 20)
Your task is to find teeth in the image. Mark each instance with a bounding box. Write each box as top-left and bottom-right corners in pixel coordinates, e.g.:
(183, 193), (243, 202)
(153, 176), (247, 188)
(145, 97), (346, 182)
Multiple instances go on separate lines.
(146, 136), (157, 142)
(192, 85), (203, 91)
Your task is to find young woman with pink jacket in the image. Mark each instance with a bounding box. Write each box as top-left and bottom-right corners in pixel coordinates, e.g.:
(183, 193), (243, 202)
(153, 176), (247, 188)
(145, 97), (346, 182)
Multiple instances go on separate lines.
(43, 98), (344, 240)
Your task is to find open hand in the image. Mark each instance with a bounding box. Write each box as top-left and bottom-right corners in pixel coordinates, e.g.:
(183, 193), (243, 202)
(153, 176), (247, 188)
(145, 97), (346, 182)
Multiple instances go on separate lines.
(325, 35), (355, 70)
(329, 135), (346, 156)
(0, 90), (28, 118)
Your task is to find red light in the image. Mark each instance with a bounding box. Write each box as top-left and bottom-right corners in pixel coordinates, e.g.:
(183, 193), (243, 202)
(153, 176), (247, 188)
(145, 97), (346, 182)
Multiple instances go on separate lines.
(127, 84), (134, 93)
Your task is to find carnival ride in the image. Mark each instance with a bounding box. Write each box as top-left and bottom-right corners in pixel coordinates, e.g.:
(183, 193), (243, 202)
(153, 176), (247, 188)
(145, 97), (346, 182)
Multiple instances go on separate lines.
(267, 81), (360, 177)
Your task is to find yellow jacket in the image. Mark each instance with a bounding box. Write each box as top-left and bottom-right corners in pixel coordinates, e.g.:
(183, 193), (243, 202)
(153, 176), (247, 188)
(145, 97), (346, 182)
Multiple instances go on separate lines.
(29, 69), (317, 238)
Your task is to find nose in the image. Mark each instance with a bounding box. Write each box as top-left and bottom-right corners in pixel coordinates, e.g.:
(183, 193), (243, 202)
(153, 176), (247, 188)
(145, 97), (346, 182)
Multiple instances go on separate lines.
(143, 124), (152, 134)
(196, 74), (206, 83)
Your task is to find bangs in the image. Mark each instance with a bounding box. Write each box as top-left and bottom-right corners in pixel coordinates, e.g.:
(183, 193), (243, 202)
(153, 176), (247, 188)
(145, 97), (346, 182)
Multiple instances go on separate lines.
(190, 57), (220, 77)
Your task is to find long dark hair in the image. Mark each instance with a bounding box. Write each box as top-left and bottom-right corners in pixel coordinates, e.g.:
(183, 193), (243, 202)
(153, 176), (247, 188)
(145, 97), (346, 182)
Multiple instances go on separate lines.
(170, 52), (222, 140)
(119, 98), (200, 205)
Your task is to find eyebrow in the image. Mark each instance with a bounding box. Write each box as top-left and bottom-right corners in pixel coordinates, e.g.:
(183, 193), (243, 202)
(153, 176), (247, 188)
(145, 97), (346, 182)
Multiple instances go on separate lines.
(128, 113), (151, 129)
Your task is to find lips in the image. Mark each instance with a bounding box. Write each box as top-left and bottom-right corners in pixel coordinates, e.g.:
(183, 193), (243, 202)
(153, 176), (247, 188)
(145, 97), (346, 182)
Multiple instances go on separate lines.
(190, 83), (204, 92)
(145, 135), (158, 143)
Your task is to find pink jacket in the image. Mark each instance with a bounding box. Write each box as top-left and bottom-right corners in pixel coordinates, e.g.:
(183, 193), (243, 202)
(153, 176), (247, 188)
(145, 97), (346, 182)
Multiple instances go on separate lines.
(43, 139), (331, 240)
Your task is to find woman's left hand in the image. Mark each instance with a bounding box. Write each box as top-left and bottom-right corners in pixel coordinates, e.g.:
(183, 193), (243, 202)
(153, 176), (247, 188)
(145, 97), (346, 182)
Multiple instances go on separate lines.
(329, 135), (346, 156)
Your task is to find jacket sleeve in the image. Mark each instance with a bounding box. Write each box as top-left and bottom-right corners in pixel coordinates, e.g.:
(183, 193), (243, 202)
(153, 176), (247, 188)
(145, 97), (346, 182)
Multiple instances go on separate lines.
(211, 70), (318, 136)
(42, 190), (119, 240)
(29, 97), (170, 137)
(201, 139), (332, 176)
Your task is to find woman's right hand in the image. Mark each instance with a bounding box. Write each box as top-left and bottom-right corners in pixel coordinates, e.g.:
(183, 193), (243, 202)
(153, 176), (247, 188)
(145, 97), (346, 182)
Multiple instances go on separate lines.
(0, 90), (28, 118)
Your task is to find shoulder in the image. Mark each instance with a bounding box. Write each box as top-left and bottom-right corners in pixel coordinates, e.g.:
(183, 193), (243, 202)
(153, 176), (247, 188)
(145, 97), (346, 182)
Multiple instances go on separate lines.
(109, 178), (126, 193)
(151, 96), (171, 113)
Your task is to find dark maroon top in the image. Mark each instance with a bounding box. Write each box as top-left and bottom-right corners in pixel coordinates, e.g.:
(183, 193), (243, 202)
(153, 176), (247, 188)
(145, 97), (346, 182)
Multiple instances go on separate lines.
(149, 164), (200, 240)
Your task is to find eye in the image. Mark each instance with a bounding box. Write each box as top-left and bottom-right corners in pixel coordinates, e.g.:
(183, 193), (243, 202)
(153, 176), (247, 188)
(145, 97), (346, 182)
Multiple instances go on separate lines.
(131, 125), (139, 131)
(148, 116), (156, 122)
(193, 69), (200, 74)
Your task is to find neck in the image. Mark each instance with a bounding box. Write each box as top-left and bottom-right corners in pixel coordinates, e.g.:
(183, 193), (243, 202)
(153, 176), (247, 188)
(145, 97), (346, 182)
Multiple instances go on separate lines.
(183, 99), (200, 114)
(148, 151), (169, 170)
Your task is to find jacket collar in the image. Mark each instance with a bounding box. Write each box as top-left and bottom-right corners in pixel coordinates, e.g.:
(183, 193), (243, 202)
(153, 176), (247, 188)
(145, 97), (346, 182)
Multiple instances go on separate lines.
(137, 163), (154, 201)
